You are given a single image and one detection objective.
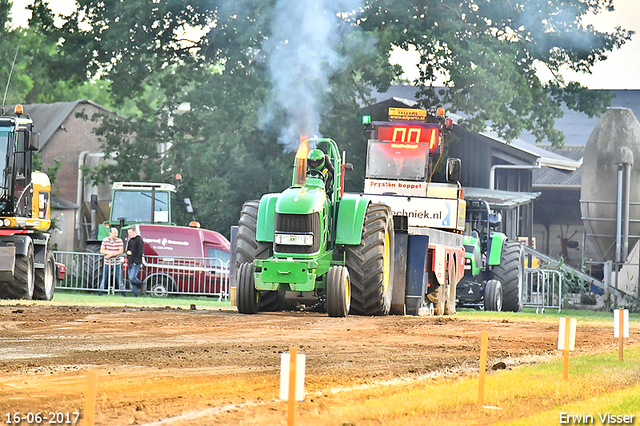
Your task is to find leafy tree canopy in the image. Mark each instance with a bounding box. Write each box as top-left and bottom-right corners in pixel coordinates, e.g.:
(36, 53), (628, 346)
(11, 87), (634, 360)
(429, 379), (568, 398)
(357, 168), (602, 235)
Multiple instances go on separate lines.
(0, 0), (114, 107)
(24, 0), (632, 233)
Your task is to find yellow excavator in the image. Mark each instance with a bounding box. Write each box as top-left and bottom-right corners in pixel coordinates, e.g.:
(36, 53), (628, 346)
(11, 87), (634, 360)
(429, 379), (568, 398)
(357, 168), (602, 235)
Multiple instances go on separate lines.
(0, 104), (58, 300)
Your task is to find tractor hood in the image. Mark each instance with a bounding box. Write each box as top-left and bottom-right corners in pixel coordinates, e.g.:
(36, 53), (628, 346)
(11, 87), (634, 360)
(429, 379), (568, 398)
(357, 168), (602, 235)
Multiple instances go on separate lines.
(276, 183), (326, 215)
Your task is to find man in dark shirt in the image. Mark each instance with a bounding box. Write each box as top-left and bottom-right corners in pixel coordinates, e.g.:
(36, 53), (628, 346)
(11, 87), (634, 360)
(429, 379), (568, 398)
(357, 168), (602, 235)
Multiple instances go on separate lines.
(126, 226), (145, 296)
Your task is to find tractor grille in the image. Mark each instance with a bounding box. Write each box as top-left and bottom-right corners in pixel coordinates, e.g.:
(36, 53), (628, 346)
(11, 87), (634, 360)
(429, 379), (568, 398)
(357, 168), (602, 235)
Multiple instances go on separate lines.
(275, 212), (321, 254)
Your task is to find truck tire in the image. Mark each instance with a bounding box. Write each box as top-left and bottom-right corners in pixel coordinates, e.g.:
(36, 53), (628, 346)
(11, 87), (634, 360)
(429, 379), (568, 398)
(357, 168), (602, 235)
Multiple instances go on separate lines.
(345, 203), (394, 316)
(326, 266), (350, 317)
(14, 245), (35, 300)
(237, 200), (284, 312)
(82, 243), (103, 289)
(33, 251), (55, 301)
(491, 241), (523, 312)
(483, 279), (502, 312)
(237, 262), (259, 314)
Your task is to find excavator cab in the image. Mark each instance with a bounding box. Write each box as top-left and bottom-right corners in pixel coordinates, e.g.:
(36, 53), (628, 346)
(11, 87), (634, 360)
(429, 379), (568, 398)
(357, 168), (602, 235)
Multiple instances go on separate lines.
(0, 105), (38, 219)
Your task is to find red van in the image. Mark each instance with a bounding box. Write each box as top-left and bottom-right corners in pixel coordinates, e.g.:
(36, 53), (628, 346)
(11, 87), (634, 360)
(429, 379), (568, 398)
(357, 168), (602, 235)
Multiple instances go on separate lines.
(134, 224), (230, 297)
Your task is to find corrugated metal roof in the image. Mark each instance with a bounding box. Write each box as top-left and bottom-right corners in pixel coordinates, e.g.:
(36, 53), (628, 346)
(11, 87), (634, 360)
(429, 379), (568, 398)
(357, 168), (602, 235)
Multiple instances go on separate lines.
(532, 145), (584, 188)
(463, 187), (541, 209)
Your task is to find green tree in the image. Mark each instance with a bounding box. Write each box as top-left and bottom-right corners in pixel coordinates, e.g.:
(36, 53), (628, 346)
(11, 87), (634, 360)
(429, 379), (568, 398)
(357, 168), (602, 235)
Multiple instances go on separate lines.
(27, 0), (632, 234)
(360, 0), (632, 145)
(1, 2), (115, 107)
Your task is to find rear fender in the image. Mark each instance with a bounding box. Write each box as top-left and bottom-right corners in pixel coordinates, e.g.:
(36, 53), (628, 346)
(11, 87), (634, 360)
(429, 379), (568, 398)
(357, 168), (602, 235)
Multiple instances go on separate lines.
(487, 233), (507, 266)
(335, 195), (369, 245)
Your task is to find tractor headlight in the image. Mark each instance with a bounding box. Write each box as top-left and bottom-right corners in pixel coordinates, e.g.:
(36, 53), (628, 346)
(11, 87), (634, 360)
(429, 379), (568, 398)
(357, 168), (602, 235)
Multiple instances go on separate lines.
(2, 219), (9, 227)
(275, 232), (313, 246)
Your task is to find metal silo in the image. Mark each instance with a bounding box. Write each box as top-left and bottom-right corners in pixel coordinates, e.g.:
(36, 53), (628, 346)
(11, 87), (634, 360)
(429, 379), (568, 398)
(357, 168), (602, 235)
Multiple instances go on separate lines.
(581, 108), (640, 266)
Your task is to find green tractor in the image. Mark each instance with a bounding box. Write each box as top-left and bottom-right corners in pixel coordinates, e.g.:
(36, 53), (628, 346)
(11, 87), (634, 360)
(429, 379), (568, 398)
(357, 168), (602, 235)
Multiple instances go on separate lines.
(235, 137), (394, 317)
(457, 199), (524, 312)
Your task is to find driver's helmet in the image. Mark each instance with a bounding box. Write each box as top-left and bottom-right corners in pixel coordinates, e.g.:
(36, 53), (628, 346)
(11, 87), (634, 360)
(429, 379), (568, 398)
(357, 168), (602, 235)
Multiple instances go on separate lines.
(308, 149), (325, 170)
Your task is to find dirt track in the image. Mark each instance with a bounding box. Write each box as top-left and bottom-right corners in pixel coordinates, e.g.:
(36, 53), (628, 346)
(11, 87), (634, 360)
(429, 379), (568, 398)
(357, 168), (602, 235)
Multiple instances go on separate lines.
(0, 304), (630, 425)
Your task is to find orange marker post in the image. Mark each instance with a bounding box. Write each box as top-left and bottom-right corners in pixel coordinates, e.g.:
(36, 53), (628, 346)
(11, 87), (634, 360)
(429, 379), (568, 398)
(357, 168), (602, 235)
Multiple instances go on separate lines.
(478, 331), (488, 408)
(287, 347), (298, 426)
(85, 370), (97, 426)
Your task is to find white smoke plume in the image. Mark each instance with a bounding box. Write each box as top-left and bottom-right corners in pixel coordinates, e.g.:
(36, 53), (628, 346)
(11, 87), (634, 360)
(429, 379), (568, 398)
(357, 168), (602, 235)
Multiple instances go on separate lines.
(260, 0), (363, 150)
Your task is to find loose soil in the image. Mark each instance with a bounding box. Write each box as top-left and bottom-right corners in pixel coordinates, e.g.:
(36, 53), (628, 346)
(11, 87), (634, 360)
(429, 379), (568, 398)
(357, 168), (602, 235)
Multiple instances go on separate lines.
(0, 304), (631, 425)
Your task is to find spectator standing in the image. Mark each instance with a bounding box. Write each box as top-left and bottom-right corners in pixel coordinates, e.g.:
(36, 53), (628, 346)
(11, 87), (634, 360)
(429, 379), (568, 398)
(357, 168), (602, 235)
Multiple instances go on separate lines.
(126, 227), (145, 297)
(99, 227), (125, 295)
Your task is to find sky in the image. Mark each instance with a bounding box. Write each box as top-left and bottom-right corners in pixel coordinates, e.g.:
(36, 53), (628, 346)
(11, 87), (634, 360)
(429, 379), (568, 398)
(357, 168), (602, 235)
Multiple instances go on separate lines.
(10, 0), (640, 90)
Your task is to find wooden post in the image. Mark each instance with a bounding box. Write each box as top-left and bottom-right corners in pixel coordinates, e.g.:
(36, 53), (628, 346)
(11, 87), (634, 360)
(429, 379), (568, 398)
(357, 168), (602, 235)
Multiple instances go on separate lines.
(478, 331), (488, 408)
(85, 370), (97, 426)
(563, 317), (570, 381)
(287, 347), (298, 426)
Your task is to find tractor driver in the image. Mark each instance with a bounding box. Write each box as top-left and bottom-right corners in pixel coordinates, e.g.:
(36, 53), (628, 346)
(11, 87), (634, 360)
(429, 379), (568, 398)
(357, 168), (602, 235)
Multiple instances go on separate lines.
(307, 149), (334, 195)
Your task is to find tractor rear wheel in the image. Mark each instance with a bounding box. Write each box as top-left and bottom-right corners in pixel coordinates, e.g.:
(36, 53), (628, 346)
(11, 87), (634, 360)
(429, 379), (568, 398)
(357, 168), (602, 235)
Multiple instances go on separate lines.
(237, 200), (284, 312)
(33, 251), (55, 301)
(237, 262), (259, 314)
(491, 241), (524, 312)
(237, 200), (272, 263)
(326, 266), (350, 317)
(345, 203), (394, 316)
(483, 279), (503, 311)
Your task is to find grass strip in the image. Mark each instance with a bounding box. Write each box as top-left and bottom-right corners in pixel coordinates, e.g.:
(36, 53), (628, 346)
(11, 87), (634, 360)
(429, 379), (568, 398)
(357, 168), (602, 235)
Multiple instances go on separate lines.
(289, 344), (640, 425)
(0, 290), (233, 310)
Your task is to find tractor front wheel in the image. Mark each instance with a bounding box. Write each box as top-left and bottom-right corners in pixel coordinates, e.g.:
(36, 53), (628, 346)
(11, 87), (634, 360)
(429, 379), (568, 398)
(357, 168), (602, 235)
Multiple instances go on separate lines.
(491, 241), (524, 312)
(237, 200), (284, 312)
(326, 266), (350, 317)
(483, 279), (503, 312)
(237, 262), (259, 314)
(33, 251), (55, 301)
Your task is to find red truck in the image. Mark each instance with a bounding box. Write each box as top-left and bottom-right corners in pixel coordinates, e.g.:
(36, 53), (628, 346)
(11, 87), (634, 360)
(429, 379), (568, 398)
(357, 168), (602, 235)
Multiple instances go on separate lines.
(134, 223), (231, 297)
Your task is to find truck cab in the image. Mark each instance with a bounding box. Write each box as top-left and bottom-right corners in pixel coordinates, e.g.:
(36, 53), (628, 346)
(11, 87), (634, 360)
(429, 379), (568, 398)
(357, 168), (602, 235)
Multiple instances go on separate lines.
(362, 107), (466, 315)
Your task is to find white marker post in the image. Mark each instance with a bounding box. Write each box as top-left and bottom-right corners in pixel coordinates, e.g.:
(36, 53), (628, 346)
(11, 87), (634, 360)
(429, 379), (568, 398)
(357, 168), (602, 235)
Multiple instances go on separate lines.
(557, 317), (577, 380)
(280, 348), (306, 426)
(614, 309), (629, 361)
